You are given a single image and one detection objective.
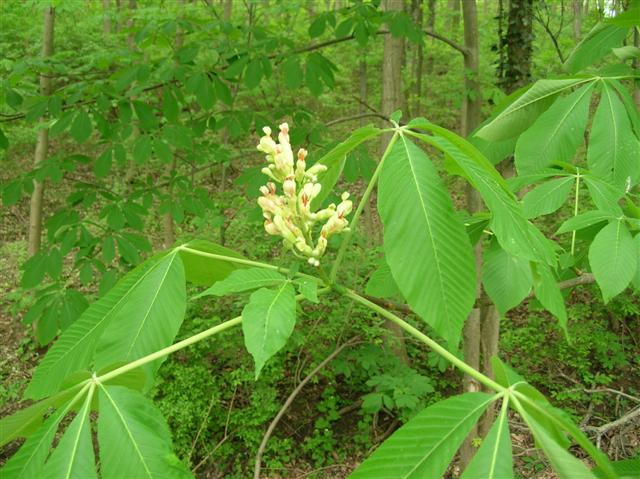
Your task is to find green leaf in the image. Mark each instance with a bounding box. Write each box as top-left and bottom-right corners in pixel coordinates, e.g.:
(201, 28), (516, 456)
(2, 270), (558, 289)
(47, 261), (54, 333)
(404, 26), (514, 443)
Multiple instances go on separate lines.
(294, 277), (319, 303)
(587, 81), (640, 187)
(70, 110), (92, 144)
(515, 83), (595, 175)
(242, 283), (297, 379)
(132, 101), (158, 131)
(163, 88), (179, 123)
(522, 176), (574, 219)
(282, 57), (303, 90)
(365, 263), (401, 299)
(195, 267), (286, 297)
(133, 135), (152, 164)
(584, 175), (624, 215)
(556, 210), (613, 234)
(98, 385), (191, 478)
(153, 139), (173, 164)
(605, 5), (640, 27)
(308, 15), (326, 38)
(311, 124), (381, 209)
(491, 358), (571, 451)
(408, 126), (556, 266)
(178, 240), (248, 286)
(0, 383), (84, 447)
(244, 59), (263, 89)
(95, 148), (112, 178)
(588, 220), (637, 302)
(633, 234), (640, 291)
(43, 388), (96, 479)
(460, 399), (513, 479)
(349, 393), (495, 478)
(24, 255), (168, 400)
(515, 403), (597, 479)
(475, 79), (595, 142)
(213, 76), (232, 106)
(482, 239), (532, 315)
(594, 459), (640, 479)
(564, 23), (629, 73)
(378, 136), (476, 348)
(533, 264), (568, 338)
(1, 388), (85, 478)
(94, 253), (186, 385)
(194, 75), (215, 110)
(612, 45), (640, 60)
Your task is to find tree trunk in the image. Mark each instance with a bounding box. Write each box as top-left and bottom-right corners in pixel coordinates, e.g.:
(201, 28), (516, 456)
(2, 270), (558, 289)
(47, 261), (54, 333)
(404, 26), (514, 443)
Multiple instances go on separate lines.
(380, 0), (409, 364)
(573, 0), (582, 40)
(28, 7), (55, 257)
(497, 0), (535, 94)
(459, 0), (483, 471)
(425, 0), (436, 78)
(102, 0), (112, 34)
(127, 0), (136, 50)
(162, 0), (185, 248)
(411, 0), (424, 117)
(448, 0), (461, 36)
(223, 0), (232, 21)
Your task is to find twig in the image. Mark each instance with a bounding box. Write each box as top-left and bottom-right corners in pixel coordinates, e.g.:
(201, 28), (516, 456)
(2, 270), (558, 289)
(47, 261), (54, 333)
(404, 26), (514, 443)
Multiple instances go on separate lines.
(583, 407), (640, 436)
(325, 113), (388, 127)
(253, 338), (358, 479)
(187, 396), (216, 462)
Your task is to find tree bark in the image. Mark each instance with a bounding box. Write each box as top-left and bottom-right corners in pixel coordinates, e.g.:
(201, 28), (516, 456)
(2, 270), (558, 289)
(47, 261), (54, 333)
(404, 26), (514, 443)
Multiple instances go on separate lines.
(497, 0), (535, 94)
(573, 0), (582, 40)
(102, 0), (112, 34)
(28, 7), (55, 257)
(380, 0), (409, 364)
(459, 0), (483, 471)
(127, 0), (136, 51)
(425, 0), (436, 78)
(448, 0), (461, 36)
(223, 0), (232, 21)
(411, 0), (424, 117)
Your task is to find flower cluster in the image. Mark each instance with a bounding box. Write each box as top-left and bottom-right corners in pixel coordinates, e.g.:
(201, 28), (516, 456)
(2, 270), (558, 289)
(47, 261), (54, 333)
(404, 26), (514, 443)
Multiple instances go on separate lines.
(257, 123), (352, 266)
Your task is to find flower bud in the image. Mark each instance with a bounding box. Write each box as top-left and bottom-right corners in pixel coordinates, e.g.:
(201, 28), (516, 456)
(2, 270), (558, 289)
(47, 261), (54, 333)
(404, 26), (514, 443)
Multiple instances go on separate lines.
(259, 185), (270, 196)
(283, 176), (296, 197)
(337, 199), (352, 218)
(264, 220), (279, 235)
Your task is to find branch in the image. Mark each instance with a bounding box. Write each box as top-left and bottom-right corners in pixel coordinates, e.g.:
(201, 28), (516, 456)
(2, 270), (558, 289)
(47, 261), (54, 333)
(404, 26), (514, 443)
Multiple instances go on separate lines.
(325, 113), (388, 127)
(583, 407), (640, 436)
(253, 338), (358, 479)
(534, 11), (566, 63)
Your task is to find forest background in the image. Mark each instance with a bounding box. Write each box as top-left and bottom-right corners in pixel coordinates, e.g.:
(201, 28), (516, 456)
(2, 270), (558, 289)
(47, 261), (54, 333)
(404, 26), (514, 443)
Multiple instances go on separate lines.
(0, 0), (639, 478)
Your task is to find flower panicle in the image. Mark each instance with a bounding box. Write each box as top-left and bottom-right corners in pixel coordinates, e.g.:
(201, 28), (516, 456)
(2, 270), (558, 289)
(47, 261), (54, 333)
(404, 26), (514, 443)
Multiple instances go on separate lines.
(256, 123), (353, 266)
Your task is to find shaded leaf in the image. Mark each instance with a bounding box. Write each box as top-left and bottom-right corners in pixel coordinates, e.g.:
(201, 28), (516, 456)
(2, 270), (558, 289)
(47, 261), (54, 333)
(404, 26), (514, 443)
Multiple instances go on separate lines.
(195, 268), (286, 297)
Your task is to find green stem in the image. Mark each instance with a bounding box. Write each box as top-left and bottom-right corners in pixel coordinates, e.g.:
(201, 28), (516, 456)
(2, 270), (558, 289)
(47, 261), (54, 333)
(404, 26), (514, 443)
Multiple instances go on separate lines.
(177, 246), (320, 283)
(96, 287), (331, 384)
(571, 169), (581, 256)
(329, 132), (400, 283)
(343, 288), (505, 392)
(97, 317), (242, 383)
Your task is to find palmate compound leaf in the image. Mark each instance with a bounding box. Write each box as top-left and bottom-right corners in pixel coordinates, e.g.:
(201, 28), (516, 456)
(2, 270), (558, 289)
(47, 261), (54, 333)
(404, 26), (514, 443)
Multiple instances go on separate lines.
(533, 263), (568, 339)
(311, 124), (382, 209)
(348, 393), (495, 478)
(242, 283), (297, 379)
(43, 386), (96, 479)
(98, 385), (192, 479)
(515, 82), (595, 175)
(94, 252), (186, 387)
(1, 386), (88, 478)
(406, 124), (556, 266)
(24, 253), (172, 400)
(195, 267), (286, 298)
(377, 135), (476, 349)
(474, 78), (595, 142)
(460, 397), (513, 479)
(515, 405), (597, 479)
(588, 219), (637, 303)
(587, 81), (640, 188)
(492, 357), (617, 478)
(482, 238), (532, 316)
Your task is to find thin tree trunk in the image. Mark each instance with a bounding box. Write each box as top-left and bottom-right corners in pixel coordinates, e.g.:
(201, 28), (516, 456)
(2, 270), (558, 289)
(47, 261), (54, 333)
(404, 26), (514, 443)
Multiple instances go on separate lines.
(163, 0), (185, 248)
(425, 0), (436, 78)
(497, 0), (534, 94)
(127, 0), (136, 50)
(633, 26), (640, 109)
(103, 0), (112, 34)
(448, 0), (461, 36)
(573, 0), (582, 40)
(411, 0), (424, 117)
(28, 7), (55, 257)
(223, 0), (232, 21)
(380, 0), (408, 364)
(218, 0), (234, 193)
(459, 0), (483, 471)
